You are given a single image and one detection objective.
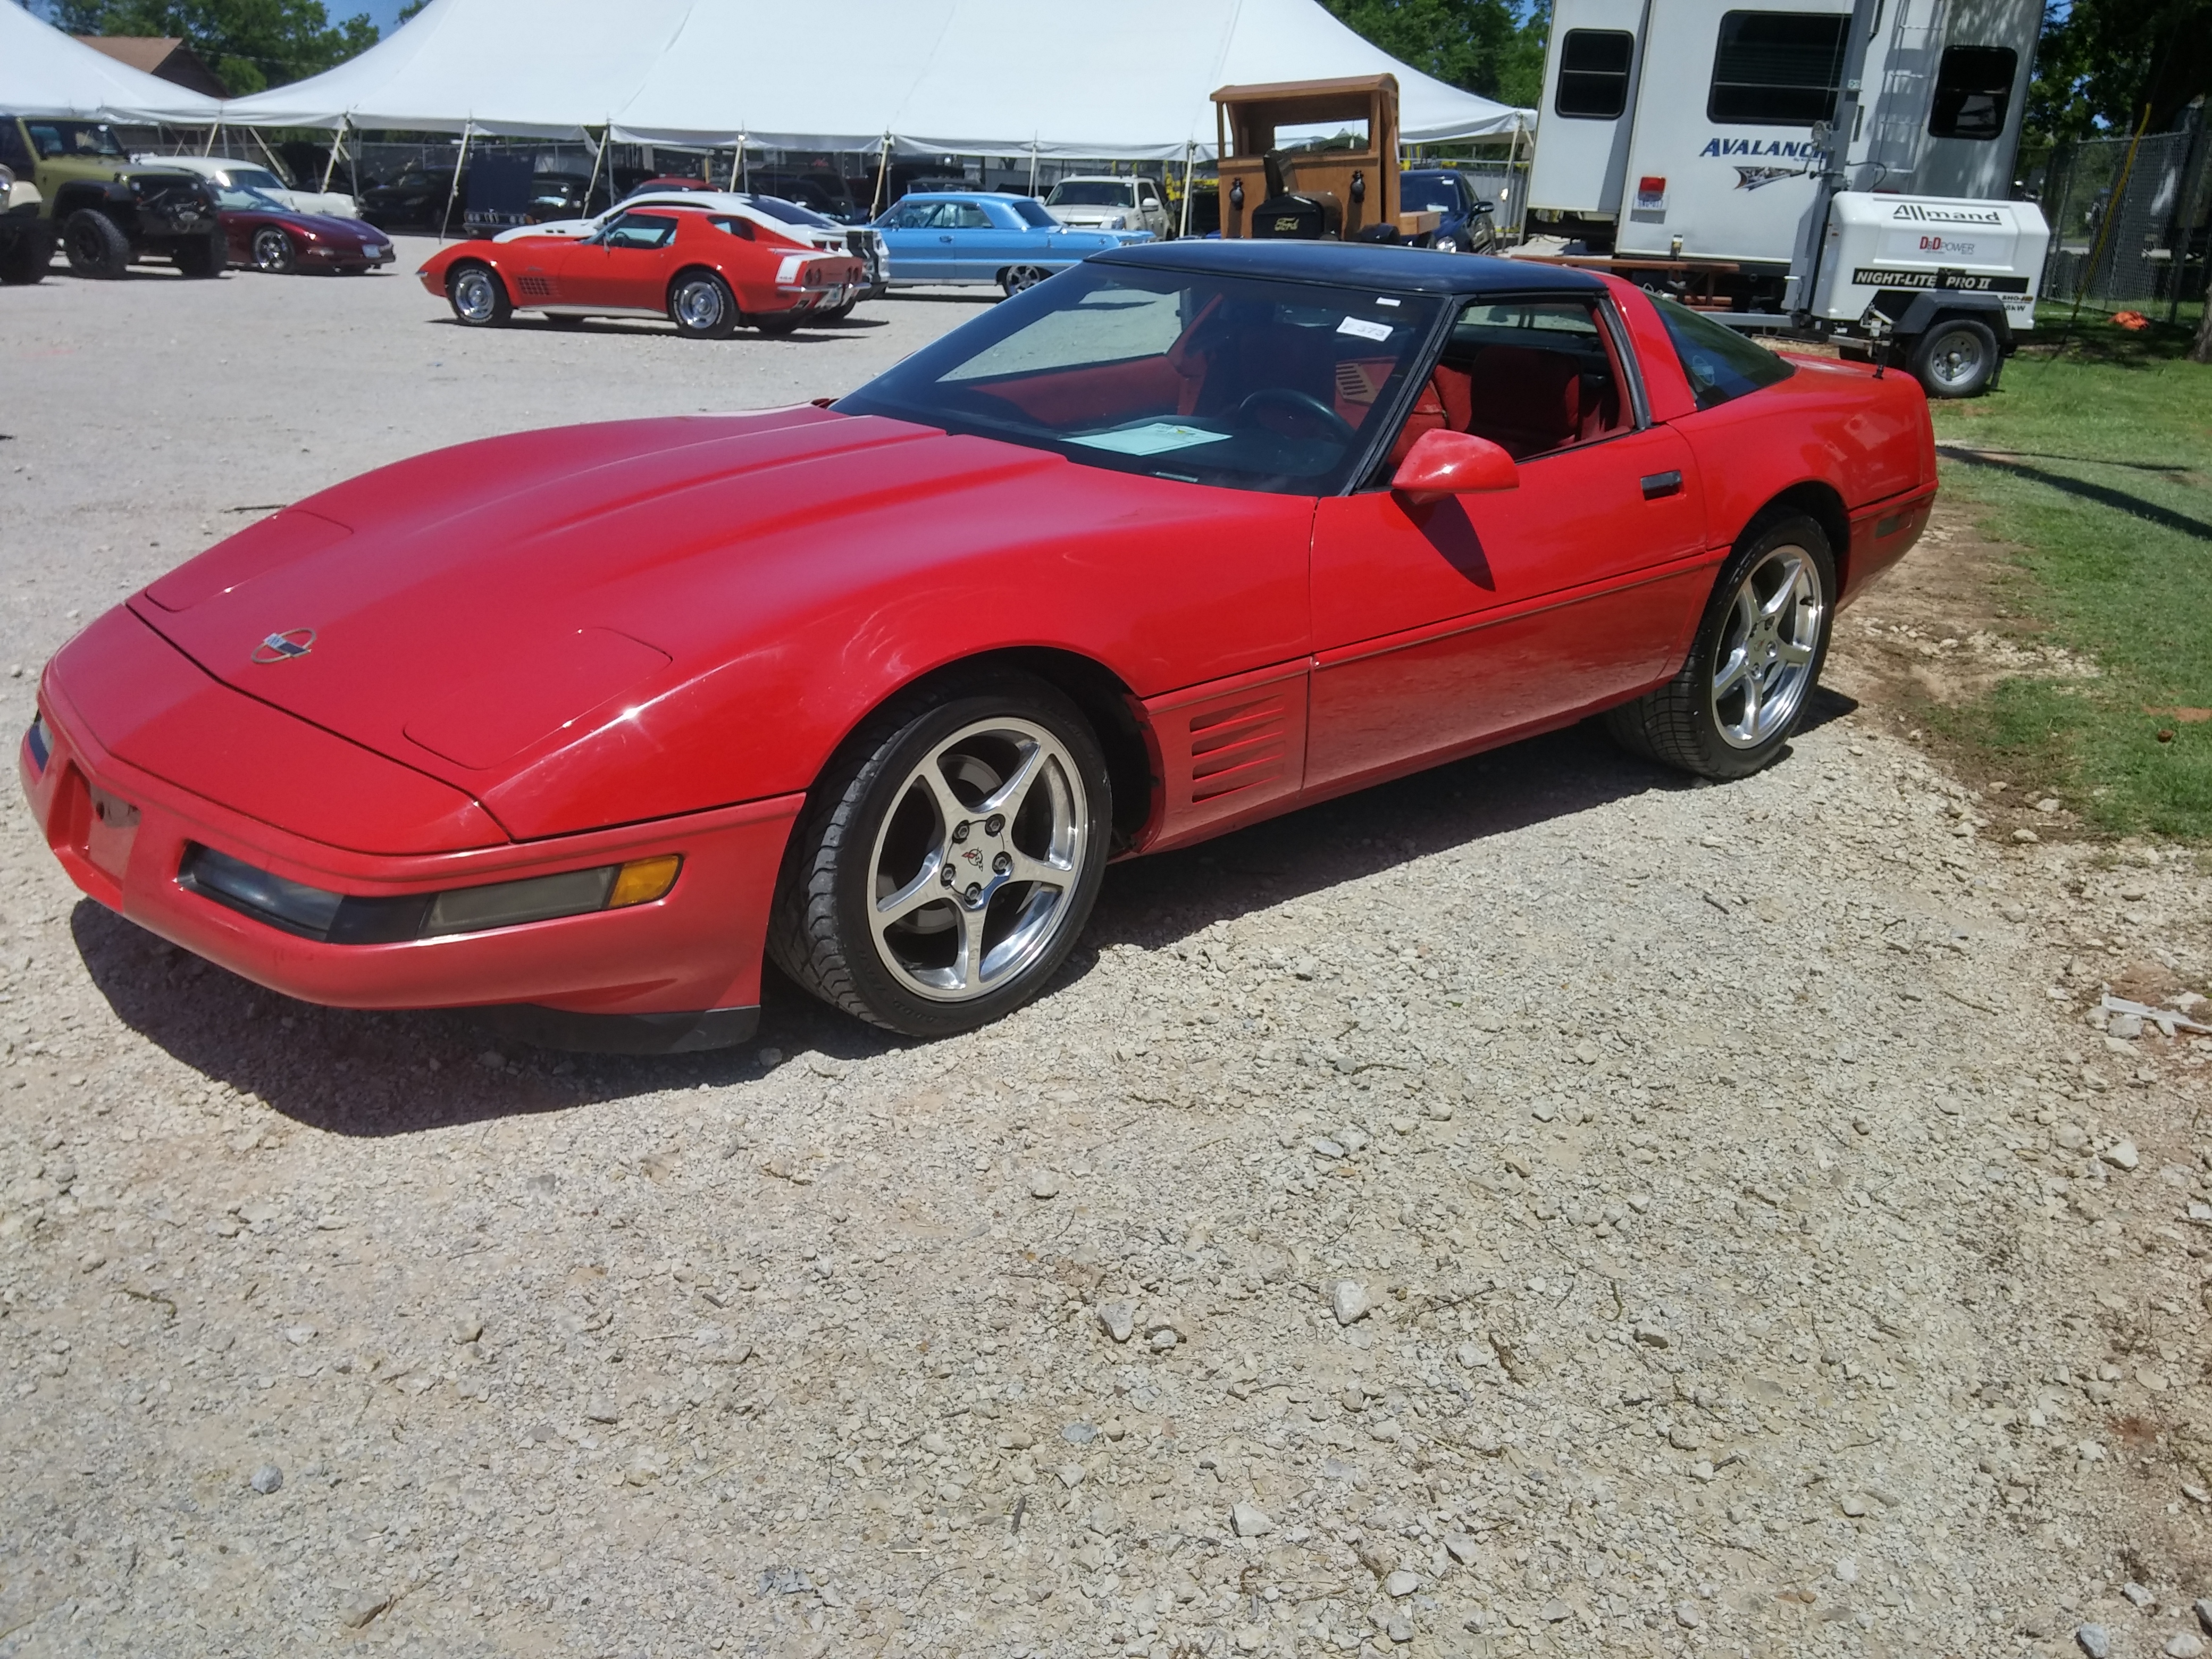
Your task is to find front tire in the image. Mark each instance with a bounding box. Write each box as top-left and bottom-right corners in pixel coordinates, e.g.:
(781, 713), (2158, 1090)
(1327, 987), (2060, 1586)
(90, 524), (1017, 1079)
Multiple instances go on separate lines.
(0, 227), (52, 285)
(769, 675), (1111, 1037)
(668, 270), (738, 339)
(447, 262), (511, 326)
(1604, 512), (1834, 781)
(1909, 317), (1998, 398)
(250, 226), (296, 274)
(62, 209), (130, 279)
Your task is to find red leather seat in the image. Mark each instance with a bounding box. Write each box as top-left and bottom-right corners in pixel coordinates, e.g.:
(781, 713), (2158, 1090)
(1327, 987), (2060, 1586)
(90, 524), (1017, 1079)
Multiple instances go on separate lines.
(1463, 345), (1581, 458)
(1388, 365), (1473, 466)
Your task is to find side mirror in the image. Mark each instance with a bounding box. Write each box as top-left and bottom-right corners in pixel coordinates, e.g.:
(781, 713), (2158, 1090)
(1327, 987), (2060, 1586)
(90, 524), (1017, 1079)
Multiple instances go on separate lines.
(1390, 429), (1518, 504)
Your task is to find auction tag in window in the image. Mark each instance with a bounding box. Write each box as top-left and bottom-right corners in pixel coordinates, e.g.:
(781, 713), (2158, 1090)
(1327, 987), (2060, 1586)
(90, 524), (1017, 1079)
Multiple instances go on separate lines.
(1336, 315), (1393, 342)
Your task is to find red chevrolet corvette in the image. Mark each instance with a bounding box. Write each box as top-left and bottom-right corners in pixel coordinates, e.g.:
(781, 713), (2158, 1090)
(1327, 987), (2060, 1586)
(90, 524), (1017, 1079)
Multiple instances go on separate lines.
(417, 195), (866, 337)
(24, 243), (1933, 1051)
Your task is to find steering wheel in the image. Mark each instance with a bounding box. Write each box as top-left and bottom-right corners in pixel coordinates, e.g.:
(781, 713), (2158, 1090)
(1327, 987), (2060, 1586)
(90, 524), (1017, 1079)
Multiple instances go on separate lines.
(1234, 387), (1357, 446)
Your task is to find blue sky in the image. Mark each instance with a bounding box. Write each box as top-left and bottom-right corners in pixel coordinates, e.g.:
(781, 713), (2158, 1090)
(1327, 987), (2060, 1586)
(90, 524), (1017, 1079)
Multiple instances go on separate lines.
(350, 0), (407, 32)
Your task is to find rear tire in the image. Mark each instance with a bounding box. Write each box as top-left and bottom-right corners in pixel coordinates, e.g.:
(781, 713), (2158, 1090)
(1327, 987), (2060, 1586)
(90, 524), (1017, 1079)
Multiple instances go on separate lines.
(1000, 264), (1049, 297)
(668, 270), (739, 339)
(1604, 511), (1834, 781)
(62, 208), (130, 279)
(250, 226), (296, 274)
(768, 674), (1111, 1037)
(1908, 317), (1998, 399)
(446, 262), (511, 326)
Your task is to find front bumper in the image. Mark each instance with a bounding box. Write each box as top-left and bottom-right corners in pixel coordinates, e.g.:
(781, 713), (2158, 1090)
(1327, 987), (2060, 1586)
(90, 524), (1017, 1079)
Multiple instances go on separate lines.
(304, 241), (396, 269)
(22, 668), (800, 1033)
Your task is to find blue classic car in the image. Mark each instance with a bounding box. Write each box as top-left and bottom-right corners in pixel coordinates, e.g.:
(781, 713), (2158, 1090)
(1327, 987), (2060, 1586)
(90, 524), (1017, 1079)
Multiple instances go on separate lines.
(873, 192), (1153, 296)
(1399, 169), (1500, 255)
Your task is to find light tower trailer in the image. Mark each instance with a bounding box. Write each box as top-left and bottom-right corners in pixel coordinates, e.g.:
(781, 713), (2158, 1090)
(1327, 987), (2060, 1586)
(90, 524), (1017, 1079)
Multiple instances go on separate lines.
(1520, 0), (2050, 396)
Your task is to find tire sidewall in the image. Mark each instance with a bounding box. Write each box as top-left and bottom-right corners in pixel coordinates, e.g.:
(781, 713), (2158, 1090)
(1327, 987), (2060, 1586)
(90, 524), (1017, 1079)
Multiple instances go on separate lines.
(668, 270), (734, 338)
(1679, 513), (1836, 779)
(254, 228), (292, 272)
(817, 680), (1111, 1037)
(1913, 319), (1996, 398)
(447, 263), (506, 326)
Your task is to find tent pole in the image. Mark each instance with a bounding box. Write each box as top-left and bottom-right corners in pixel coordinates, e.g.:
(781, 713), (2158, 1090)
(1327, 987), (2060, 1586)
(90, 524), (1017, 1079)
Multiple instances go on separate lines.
(320, 119), (346, 193)
(248, 124), (288, 181)
(202, 121), (219, 157)
(1027, 141), (1037, 197)
(440, 124), (472, 241)
(869, 132), (890, 217)
(735, 132), (748, 192)
(584, 125), (608, 213)
(1179, 141), (1193, 239)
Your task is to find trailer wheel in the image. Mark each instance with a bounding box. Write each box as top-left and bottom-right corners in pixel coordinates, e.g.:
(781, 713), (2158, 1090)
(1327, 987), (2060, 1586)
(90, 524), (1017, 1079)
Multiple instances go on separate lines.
(1908, 317), (1998, 399)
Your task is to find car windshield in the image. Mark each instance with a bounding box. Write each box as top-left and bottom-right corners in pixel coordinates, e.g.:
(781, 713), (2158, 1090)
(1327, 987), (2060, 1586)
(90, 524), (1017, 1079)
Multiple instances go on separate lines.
(1048, 181), (1135, 207)
(221, 166), (287, 192)
(1007, 198), (1057, 228)
(837, 263), (1442, 496)
(27, 121), (127, 160)
(211, 184), (284, 212)
(748, 194), (837, 228)
(1401, 174), (1464, 213)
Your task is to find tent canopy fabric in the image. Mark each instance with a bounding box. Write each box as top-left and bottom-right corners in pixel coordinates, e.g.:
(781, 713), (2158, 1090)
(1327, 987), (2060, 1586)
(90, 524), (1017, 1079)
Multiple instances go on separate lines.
(0, 4), (221, 123)
(219, 0), (1527, 154)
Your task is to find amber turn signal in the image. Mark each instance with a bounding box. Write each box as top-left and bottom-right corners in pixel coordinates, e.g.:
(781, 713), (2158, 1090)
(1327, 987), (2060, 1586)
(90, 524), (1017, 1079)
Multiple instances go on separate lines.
(607, 854), (682, 909)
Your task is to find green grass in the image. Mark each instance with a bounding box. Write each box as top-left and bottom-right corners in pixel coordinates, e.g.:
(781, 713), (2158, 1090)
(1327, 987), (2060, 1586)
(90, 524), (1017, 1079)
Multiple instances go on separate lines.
(1924, 309), (2212, 841)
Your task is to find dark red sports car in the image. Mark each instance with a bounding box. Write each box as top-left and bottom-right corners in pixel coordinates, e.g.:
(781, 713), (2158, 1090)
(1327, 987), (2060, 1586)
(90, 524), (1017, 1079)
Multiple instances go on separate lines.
(211, 182), (393, 275)
(23, 242), (1933, 1051)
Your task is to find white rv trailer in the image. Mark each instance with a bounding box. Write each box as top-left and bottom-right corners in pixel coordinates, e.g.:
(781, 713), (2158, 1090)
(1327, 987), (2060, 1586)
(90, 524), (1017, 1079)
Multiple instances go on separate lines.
(1527, 0), (2038, 283)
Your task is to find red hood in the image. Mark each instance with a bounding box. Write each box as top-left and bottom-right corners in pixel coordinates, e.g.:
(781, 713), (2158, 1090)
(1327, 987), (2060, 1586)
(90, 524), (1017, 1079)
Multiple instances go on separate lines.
(125, 406), (1072, 834)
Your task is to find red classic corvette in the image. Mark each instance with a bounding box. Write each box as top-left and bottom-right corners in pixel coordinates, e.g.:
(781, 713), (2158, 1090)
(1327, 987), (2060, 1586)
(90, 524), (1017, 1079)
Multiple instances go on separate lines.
(417, 195), (866, 337)
(23, 243), (1933, 1051)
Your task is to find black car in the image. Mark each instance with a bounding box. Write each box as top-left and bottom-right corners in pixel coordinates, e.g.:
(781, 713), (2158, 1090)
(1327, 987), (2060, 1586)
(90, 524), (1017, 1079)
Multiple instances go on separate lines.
(361, 164), (468, 232)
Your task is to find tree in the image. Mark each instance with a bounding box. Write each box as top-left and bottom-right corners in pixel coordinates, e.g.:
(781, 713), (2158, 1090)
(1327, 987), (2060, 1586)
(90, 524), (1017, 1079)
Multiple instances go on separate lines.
(45, 0), (381, 95)
(1323, 0), (1550, 110)
(2026, 0), (2212, 146)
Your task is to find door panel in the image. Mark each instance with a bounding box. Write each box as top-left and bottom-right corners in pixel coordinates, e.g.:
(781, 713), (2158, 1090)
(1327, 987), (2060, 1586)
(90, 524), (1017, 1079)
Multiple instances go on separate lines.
(1305, 424), (1708, 792)
(567, 212), (681, 307)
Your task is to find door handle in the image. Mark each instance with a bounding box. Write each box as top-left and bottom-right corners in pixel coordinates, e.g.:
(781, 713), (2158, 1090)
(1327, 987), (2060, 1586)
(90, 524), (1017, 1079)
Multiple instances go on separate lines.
(1640, 470), (1683, 500)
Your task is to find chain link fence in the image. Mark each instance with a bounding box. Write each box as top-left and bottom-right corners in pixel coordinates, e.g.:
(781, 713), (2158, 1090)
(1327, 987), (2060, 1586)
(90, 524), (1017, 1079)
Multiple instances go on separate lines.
(2027, 123), (2212, 319)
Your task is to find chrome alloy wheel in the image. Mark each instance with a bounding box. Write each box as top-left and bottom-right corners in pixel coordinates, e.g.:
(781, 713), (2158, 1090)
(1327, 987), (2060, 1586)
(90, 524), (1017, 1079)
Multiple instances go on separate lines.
(1923, 326), (1988, 393)
(865, 717), (1088, 1002)
(252, 227), (294, 272)
(1002, 264), (1049, 294)
(451, 267), (499, 323)
(1710, 543), (1824, 749)
(672, 276), (725, 331)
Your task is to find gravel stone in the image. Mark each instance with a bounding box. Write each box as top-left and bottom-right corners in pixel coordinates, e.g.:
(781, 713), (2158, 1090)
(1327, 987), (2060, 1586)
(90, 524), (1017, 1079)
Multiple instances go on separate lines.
(1095, 1302), (1135, 1344)
(2166, 1633), (2205, 1658)
(2079, 1624), (2114, 1659)
(1384, 1569), (1420, 1597)
(1331, 1280), (1372, 1325)
(247, 1464), (282, 1496)
(1230, 1502), (1273, 1537)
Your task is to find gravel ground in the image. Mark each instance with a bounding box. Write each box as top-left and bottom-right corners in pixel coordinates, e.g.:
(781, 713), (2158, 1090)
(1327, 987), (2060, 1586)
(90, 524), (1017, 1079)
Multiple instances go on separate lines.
(3, 248), (2211, 1659)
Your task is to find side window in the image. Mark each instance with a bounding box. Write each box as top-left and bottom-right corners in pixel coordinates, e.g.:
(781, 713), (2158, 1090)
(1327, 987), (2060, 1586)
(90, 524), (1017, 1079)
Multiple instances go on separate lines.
(710, 215), (756, 240)
(1389, 297), (1632, 471)
(1555, 30), (1635, 120)
(601, 212), (680, 250)
(953, 203), (994, 230)
(1649, 292), (1795, 410)
(26, 124), (65, 160)
(1929, 44), (2017, 140)
(0, 121), (32, 174)
(1707, 11), (1848, 125)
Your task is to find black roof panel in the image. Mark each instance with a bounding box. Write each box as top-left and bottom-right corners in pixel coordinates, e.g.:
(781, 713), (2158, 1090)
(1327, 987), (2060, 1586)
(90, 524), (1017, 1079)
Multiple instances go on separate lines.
(1094, 239), (1606, 296)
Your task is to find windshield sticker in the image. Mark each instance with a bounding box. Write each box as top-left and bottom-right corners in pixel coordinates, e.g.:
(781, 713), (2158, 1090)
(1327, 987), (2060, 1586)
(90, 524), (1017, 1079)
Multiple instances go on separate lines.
(1337, 316), (1394, 342)
(1067, 423), (1234, 457)
(1375, 297), (1402, 307)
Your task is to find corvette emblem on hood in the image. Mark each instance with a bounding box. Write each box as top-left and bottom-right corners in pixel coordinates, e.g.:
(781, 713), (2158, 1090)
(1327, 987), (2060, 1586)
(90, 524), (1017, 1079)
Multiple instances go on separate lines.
(252, 628), (316, 664)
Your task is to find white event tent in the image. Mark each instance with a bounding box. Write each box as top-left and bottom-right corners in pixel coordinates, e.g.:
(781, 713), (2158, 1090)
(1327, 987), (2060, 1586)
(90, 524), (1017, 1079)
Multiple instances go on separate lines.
(217, 0), (1528, 156)
(0, 2), (221, 123)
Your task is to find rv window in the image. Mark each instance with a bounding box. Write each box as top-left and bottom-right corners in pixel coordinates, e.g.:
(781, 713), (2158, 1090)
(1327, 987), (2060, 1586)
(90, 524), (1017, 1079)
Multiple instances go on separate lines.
(1707, 11), (1848, 125)
(1649, 293), (1795, 410)
(1929, 45), (2016, 140)
(1556, 30), (1634, 120)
